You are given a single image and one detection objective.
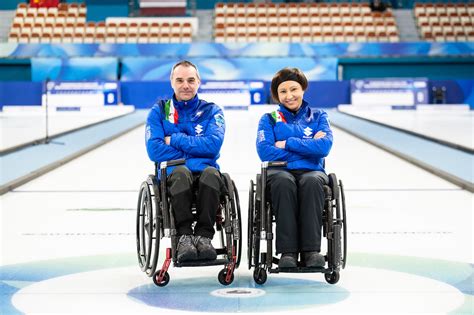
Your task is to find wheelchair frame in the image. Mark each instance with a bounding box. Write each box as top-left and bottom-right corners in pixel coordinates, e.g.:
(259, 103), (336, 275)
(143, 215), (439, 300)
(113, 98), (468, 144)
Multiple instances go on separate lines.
(247, 161), (347, 285)
(136, 159), (242, 286)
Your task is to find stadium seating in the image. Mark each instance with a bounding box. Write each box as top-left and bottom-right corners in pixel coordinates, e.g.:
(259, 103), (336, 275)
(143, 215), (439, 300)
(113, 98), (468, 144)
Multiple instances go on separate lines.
(8, 2), (195, 44)
(414, 2), (474, 41)
(213, 2), (400, 43)
(8, 1), (474, 44)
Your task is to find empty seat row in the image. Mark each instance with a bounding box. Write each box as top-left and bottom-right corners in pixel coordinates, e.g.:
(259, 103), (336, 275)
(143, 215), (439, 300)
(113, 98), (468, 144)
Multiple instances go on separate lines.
(9, 32), (192, 44)
(215, 2), (372, 15)
(414, 2), (474, 16)
(16, 2), (86, 15)
(10, 22), (192, 38)
(423, 30), (474, 42)
(215, 11), (395, 26)
(215, 22), (397, 36)
(215, 31), (399, 43)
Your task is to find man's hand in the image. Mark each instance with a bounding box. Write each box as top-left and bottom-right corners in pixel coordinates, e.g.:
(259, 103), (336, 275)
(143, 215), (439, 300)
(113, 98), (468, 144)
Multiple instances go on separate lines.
(275, 140), (286, 149)
(165, 136), (171, 145)
(314, 131), (326, 139)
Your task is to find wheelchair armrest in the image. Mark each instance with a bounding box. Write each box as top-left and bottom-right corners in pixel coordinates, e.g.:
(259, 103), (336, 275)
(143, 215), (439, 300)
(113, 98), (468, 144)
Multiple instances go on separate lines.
(257, 162), (286, 202)
(221, 173), (235, 200)
(255, 174), (262, 201)
(328, 173), (339, 200)
(262, 161), (287, 169)
(159, 158), (186, 170)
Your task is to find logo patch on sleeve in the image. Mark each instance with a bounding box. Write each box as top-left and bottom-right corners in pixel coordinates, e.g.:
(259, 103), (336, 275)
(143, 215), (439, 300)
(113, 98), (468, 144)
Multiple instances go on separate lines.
(145, 125), (151, 141)
(214, 113), (225, 127)
(257, 130), (265, 142)
(271, 111), (286, 123)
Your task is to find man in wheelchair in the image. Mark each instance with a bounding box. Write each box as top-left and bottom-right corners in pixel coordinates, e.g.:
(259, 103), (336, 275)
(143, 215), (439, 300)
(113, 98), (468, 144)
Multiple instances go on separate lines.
(145, 60), (226, 262)
(256, 67), (333, 269)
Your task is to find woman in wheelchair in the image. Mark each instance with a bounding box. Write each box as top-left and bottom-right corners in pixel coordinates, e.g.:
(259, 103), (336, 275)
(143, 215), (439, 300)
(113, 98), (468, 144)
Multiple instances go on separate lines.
(145, 60), (226, 262)
(256, 67), (333, 269)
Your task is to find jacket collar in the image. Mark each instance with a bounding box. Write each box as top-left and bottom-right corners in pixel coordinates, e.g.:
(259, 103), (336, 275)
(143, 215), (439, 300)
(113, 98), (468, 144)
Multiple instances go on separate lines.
(278, 99), (310, 121)
(172, 94), (200, 112)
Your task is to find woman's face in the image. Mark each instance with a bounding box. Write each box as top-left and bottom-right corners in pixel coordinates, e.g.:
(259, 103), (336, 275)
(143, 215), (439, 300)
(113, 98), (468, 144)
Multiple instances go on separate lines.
(277, 80), (304, 112)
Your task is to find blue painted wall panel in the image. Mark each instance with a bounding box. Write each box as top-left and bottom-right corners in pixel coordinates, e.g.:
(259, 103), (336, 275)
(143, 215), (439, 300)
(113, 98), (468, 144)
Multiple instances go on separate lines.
(3, 43), (474, 59)
(122, 80), (351, 109)
(121, 57), (338, 81)
(1, 80), (471, 110)
(429, 80), (474, 107)
(31, 57), (118, 81)
(307, 81), (351, 108)
(341, 62), (474, 80)
(120, 81), (171, 109)
(0, 82), (42, 108)
(0, 0), (22, 10)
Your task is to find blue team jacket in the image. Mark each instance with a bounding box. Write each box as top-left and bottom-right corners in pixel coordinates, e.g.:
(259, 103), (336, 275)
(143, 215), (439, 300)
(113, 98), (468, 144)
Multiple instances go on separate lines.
(145, 94), (225, 175)
(256, 100), (333, 172)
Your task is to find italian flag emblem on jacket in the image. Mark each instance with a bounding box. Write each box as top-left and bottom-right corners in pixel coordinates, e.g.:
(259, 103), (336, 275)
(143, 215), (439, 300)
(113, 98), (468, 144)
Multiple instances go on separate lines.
(165, 100), (179, 124)
(271, 111), (286, 123)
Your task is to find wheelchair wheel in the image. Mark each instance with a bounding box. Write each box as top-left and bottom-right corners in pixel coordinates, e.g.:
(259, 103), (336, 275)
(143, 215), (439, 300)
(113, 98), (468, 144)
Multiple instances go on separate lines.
(247, 180), (255, 270)
(218, 268), (234, 286)
(221, 174), (242, 268)
(253, 267), (267, 285)
(326, 174), (348, 272)
(247, 180), (261, 270)
(136, 181), (151, 272)
(136, 176), (161, 277)
(231, 179), (242, 268)
(339, 179), (348, 269)
(325, 271), (340, 284)
(153, 270), (170, 287)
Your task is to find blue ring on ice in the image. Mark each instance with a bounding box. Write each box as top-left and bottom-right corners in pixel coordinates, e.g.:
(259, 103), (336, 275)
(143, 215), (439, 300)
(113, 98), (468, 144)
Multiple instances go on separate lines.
(127, 276), (349, 312)
(1, 253), (472, 314)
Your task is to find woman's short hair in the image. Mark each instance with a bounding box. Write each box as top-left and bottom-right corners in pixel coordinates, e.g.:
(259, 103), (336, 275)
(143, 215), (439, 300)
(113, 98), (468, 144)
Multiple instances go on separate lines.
(270, 67), (308, 102)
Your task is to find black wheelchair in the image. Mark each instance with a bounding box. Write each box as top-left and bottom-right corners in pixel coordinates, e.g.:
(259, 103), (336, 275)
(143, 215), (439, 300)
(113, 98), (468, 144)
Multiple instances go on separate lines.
(136, 159), (242, 287)
(248, 161), (347, 285)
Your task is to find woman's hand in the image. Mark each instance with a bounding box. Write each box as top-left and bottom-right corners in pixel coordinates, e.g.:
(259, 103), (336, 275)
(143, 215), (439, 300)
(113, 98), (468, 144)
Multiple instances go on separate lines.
(314, 131), (326, 139)
(275, 140), (286, 149)
(165, 136), (171, 145)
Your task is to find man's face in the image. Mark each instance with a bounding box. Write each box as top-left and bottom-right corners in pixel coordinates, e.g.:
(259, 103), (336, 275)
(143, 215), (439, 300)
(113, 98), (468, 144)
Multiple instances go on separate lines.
(171, 65), (200, 101)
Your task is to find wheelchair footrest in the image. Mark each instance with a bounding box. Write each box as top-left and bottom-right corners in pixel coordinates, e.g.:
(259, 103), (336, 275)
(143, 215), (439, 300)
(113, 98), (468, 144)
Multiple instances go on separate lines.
(271, 266), (327, 273)
(175, 258), (230, 267)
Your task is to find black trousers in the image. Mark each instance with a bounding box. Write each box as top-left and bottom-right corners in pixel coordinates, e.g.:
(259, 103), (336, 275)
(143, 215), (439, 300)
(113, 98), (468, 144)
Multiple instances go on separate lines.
(267, 169), (328, 254)
(167, 166), (225, 239)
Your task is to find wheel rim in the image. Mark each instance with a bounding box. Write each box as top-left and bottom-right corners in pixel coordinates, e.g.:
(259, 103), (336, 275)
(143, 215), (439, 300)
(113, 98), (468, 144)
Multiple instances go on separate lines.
(145, 177), (161, 277)
(136, 182), (152, 272)
(339, 180), (348, 269)
(247, 180), (255, 270)
(253, 200), (261, 268)
(136, 183), (146, 269)
(143, 186), (153, 272)
(232, 181), (242, 268)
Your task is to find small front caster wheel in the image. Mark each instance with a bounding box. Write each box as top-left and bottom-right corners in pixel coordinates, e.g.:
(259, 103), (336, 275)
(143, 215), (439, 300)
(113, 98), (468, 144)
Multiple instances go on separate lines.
(218, 269), (234, 285)
(153, 270), (170, 287)
(253, 267), (267, 285)
(324, 271), (340, 284)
